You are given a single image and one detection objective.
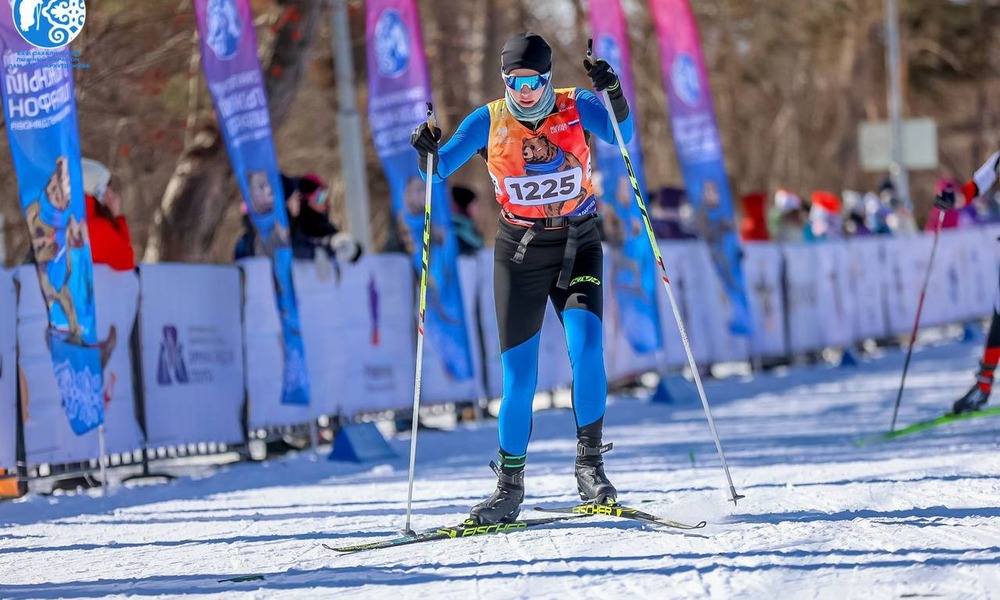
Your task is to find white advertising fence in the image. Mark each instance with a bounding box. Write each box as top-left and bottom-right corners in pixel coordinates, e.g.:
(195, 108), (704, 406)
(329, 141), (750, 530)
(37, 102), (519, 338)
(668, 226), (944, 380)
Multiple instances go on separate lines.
(240, 257), (311, 429)
(16, 265), (144, 466)
(6, 227), (998, 471)
(742, 243), (787, 358)
(139, 264), (244, 448)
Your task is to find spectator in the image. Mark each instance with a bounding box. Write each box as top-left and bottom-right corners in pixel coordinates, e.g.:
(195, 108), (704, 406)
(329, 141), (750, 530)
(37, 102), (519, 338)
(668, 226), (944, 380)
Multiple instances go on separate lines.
(925, 178), (963, 231)
(842, 190), (870, 237)
(286, 173), (362, 266)
(81, 158), (135, 271)
(771, 189), (806, 243)
(234, 173), (362, 264)
(879, 179), (918, 236)
(450, 185), (484, 255)
(805, 190), (842, 242)
(738, 191), (770, 241)
(864, 191), (893, 235)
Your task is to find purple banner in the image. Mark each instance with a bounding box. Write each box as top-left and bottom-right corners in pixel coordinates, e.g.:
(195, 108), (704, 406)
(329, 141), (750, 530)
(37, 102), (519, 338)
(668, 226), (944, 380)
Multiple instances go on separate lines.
(650, 0), (752, 336)
(194, 0), (309, 404)
(588, 0), (663, 354)
(366, 0), (473, 382)
(1, 5), (106, 435)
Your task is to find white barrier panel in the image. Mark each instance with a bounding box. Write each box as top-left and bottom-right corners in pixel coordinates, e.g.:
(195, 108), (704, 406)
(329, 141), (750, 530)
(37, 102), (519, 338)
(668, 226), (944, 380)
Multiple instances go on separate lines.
(846, 238), (889, 339)
(815, 241), (855, 347)
(291, 258), (341, 418)
(240, 257), (310, 429)
(742, 243), (787, 357)
(698, 243), (750, 363)
(422, 254), (485, 404)
(0, 270), (16, 470)
(657, 241), (709, 367)
(296, 255), (414, 416)
(935, 230), (972, 325)
(884, 236), (929, 335)
(602, 245), (660, 382)
(139, 264), (244, 447)
(783, 243), (823, 353)
(16, 265), (144, 465)
(953, 229), (995, 321)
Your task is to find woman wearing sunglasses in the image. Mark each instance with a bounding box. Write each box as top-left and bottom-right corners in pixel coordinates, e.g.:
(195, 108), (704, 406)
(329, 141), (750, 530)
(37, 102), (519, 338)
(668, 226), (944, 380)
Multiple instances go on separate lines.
(410, 31), (633, 525)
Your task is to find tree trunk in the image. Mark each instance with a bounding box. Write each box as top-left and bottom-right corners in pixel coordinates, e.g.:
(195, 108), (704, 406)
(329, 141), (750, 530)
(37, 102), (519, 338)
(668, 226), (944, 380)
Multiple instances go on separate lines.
(143, 0), (321, 263)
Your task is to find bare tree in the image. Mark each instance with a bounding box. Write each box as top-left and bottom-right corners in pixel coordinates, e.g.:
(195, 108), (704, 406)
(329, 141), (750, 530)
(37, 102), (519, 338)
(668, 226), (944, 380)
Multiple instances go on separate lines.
(143, 0), (321, 263)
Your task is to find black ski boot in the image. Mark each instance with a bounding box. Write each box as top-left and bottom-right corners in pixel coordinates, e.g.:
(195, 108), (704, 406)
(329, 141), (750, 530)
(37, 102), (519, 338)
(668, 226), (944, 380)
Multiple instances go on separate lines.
(575, 419), (617, 505)
(952, 384), (990, 415)
(952, 363), (993, 415)
(469, 459), (524, 524)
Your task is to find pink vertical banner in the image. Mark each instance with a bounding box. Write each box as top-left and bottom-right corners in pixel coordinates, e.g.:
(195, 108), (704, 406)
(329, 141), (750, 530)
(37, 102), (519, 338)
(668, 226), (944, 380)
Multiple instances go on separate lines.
(649, 0), (752, 335)
(588, 0), (663, 354)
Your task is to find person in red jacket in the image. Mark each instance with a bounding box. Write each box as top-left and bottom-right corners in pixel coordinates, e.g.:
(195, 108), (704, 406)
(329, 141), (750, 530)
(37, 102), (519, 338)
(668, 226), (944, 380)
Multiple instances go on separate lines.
(81, 158), (135, 271)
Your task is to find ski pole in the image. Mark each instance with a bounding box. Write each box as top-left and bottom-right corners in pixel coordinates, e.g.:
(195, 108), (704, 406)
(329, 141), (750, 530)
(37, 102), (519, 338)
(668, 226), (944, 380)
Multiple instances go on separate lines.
(403, 103), (436, 535)
(587, 40), (743, 505)
(889, 209), (946, 432)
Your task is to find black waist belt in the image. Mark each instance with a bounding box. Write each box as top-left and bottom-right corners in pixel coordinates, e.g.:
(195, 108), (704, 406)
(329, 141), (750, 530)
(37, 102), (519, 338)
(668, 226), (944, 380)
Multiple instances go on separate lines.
(507, 212), (597, 290)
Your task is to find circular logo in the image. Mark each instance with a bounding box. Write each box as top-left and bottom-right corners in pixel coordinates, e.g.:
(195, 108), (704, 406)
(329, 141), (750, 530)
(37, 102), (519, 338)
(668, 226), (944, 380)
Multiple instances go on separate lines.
(374, 9), (410, 78)
(671, 53), (701, 106)
(12, 0), (87, 49)
(205, 0), (243, 60)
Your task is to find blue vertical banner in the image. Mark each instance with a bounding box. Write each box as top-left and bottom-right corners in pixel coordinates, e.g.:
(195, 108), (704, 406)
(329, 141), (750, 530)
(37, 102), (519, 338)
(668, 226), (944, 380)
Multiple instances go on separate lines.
(650, 0), (752, 336)
(1, 3), (106, 435)
(365, 0), (473, 381)
(588, 0), (663, 354)
(194, 0), (309, 405)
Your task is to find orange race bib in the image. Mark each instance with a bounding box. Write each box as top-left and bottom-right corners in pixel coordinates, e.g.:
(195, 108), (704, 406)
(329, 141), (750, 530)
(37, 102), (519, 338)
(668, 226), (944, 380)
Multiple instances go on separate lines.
(485, 88), (596, 220)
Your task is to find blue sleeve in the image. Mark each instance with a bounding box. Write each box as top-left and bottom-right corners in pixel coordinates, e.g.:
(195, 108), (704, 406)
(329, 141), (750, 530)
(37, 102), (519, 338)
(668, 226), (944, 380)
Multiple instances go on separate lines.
(575, 88), (633, 146)
(421, 105), (491, 182)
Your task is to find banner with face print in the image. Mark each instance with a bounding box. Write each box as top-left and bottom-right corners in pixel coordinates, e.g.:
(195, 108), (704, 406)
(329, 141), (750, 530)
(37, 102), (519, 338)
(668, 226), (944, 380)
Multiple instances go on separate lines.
(587, 0), (663, 355)
(650, 0), (752, 337)
(194, 0), (309, 405)
(365, 0), (473, 383)
(0, 5), (104, 435)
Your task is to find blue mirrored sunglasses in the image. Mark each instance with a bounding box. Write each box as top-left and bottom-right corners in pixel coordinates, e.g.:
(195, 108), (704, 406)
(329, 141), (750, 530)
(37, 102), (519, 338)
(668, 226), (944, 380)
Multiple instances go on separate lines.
(504, 71), (550, 91)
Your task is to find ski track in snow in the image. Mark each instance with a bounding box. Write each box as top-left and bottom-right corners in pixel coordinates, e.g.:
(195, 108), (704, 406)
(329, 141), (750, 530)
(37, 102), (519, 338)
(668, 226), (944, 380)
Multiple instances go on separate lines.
(2, 340), (1000, 599)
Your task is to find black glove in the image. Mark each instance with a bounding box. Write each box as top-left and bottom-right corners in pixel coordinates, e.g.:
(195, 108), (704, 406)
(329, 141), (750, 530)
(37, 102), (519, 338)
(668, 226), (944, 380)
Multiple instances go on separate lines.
(410, 122), (441, 174)
(934, 184), (956, 210)
(583, 57), (619, 92)
(584, 57), (629, 122)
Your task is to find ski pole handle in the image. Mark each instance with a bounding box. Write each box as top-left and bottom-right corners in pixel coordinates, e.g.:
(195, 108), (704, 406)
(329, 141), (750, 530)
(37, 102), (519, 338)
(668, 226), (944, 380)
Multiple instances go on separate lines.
(426, 102), (436, 132)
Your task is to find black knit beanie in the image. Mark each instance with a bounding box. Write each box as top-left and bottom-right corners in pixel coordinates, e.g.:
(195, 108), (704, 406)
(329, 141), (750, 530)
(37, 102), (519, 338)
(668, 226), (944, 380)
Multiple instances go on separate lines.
(501, 32), (552, 74)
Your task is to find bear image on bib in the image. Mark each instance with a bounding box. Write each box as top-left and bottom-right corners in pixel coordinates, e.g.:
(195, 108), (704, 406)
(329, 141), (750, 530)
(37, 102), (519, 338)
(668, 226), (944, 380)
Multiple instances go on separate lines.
(520, 133), (587, 217)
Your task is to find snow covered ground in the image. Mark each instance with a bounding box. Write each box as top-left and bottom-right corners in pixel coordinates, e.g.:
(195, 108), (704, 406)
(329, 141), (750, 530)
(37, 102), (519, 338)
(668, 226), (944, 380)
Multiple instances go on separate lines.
(2, 337), (1000, 599)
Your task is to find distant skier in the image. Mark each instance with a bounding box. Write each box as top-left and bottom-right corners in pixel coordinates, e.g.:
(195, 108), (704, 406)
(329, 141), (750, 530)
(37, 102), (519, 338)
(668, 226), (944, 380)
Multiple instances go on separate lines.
(410, 32), (633, 524)
(935, 152), (1000, 414)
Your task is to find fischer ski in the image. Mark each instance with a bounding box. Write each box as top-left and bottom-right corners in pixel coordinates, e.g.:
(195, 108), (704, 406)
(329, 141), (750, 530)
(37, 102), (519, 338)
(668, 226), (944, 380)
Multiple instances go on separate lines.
(855, 406), (1000, 446)
(534, 502), (707, 530)
(323, 515), (587, 554)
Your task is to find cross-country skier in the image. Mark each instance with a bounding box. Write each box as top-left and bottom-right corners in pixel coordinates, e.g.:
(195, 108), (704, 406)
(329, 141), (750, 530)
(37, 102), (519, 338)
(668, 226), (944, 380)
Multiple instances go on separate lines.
(935, 151), (1000, 414)
(410, 32), (633, 524)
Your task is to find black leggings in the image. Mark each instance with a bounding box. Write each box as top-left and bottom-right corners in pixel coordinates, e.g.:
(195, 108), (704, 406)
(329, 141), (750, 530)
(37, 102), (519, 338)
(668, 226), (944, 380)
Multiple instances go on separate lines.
(492, 217), (608, 457)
